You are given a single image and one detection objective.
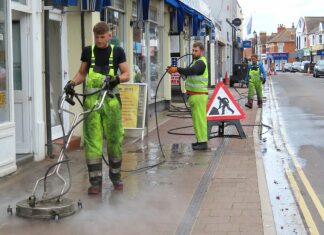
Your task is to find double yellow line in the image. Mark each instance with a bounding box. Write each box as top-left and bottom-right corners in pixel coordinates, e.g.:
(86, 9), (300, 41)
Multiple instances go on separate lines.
(269, 81), (323, 234)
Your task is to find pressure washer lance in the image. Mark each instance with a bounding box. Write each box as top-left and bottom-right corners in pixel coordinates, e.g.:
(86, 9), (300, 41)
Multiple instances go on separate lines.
(16, 76), (113, 219)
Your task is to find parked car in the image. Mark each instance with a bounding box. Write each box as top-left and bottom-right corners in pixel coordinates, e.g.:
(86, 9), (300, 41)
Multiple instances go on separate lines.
(299, 61), (310, 72)
(313, 60), (324, 78)
(282, 63), (292, 72)
(291, 61), (302, 72)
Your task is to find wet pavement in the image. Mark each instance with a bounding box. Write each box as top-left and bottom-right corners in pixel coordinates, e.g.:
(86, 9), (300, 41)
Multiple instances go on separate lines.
(0, 86), (268, 235)
(261, 72), (324, 234)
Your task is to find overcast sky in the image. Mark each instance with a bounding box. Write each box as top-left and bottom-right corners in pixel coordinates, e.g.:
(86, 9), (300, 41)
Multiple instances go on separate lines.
(238, 0), (324, 39)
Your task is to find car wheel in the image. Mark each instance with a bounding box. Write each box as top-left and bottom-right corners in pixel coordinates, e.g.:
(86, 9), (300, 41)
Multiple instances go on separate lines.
(315, 71), (319, 78)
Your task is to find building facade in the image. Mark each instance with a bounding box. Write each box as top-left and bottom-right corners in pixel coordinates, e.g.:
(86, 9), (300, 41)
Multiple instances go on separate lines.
(0, 0), (221, 177)
(296, 17), (324, 62)
(266, 24), (296, 70)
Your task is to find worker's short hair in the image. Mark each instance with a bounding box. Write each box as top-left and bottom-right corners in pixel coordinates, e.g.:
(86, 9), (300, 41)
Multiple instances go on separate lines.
(251, 54), (258, 59)
(93, 21), (109, 35)
(193, 41), (205, 51)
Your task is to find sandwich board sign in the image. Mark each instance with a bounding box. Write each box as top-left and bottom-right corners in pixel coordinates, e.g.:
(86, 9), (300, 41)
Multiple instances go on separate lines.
(207, 81), (246, 138)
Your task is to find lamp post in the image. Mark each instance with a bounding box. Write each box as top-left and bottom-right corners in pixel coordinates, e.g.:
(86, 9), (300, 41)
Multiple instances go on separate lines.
(253, 30), (258, 56)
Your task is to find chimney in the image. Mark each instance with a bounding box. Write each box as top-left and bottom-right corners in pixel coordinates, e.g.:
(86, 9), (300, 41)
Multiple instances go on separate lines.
(292, 22), (295, 28)
(277, 24), (286, 34)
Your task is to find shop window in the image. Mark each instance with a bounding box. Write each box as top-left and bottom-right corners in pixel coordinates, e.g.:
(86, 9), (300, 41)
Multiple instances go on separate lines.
(102, 0), (125, 48)
(0, 5), (10, 123)
(149, 22), (164, 100)
(132, 1), (146, 83)
(319, 35), (323, 44)
(132, 2), (164, 100)
(170, 10), (178, 33)
(12, 0), (27, 5)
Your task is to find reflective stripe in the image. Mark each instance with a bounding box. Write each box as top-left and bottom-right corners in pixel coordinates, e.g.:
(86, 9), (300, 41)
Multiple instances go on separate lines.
(89, 171), (102, 177)
(86, 44), (115, 89)
(193, 77), (209, 82)
(110, 167), (121, 174)
(185, 82), (208, 88)
(185, 56), (209, 92)
(86, 159), (102, 165)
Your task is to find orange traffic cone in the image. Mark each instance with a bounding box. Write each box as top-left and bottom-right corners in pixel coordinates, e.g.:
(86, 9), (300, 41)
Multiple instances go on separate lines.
(223, 72), (229, 85)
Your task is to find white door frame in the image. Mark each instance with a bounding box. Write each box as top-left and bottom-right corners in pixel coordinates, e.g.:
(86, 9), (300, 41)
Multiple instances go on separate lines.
(49, 10), (69, 140)
(12, 12), (32, 154)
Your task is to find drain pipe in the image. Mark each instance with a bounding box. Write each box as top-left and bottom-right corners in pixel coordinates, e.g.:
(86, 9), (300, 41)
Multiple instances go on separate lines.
(44, 0), (53, 158)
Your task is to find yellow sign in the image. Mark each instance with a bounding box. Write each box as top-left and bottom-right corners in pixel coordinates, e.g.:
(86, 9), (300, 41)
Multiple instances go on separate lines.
(119, 84), (140, 128)
(0, 92), (6, 107)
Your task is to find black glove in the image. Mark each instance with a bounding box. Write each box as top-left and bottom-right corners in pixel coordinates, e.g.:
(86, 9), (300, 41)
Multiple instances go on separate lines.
(64, 80), (75, 95)
(261, 77), (266, 84)
(108, 75), (120, 89)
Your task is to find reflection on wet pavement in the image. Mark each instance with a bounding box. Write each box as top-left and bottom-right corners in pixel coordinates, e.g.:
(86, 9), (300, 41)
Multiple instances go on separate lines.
(0, 136), (219, 235)
(261, 82), (307, 234)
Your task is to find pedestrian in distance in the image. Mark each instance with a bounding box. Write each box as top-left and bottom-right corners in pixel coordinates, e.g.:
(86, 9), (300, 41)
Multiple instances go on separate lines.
(166, 41), (209, 151)
(64, 21), (130, 194)
(244, 54), (267, 109)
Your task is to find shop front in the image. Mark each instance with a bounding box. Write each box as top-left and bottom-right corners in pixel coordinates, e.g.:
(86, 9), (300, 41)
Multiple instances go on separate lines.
(268, 52), (288, 71)
(0, 1), (16, 176)
(316, 48), (324, 61)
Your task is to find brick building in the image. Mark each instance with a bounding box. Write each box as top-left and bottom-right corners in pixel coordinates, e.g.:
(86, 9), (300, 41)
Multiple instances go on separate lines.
(266, 24), (296, 70)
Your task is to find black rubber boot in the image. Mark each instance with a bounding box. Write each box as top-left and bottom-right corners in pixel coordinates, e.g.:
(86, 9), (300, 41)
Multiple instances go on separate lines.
(245, 99), (253, 109)
(192, 142), (208, 151)
(257, 100), (263, 108)
(191, 142), (198, 148)
(87, 162), (102, 195)
(109, 158), (123, 191)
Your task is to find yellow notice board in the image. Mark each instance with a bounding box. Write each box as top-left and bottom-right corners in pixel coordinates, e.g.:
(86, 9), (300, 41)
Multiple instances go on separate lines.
(0, 91), (6, 107)
(119, 83), (147, 132)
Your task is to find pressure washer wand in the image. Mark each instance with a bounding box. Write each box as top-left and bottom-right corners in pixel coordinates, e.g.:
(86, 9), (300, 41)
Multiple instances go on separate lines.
(28, 79), (112, 206)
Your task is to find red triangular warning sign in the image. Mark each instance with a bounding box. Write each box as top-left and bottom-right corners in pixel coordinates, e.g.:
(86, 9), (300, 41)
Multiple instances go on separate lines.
(207, 82), (246, 121)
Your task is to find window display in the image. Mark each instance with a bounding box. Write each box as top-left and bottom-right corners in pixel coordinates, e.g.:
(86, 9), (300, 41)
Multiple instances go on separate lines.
(0, 4), (9, 123)
(102, 0), (125, 48)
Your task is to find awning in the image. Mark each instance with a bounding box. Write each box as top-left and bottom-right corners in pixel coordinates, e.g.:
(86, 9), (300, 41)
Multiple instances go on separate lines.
(53, 0), (78, 6)
(52, 0), (112, 11)
(133, 0), (151, 21)
(81, 0), (111, 12)
(165, 0), (214, 36)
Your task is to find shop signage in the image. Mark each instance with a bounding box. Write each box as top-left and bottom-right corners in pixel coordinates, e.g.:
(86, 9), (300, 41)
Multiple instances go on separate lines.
(171, 73), (180, 85)
(317, 49), (324, 56)
(242, 40), (251, 48)
(304, 48), (310, 56)
(170, 57), (180, 85)
(232, 18), (242, 27)
(271, 52), (288, 60)
(0, 92), (5, 107)
(119, 83), (147, 139)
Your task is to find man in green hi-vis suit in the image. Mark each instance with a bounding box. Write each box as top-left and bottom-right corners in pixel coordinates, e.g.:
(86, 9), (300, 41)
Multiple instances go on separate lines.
(167, 41), (209, 150)
(65, 22), (130, 194)
(245, 54), (267, 109)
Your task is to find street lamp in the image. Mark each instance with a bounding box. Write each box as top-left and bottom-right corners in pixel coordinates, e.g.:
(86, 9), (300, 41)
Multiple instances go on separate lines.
(253, 30), (258, 56)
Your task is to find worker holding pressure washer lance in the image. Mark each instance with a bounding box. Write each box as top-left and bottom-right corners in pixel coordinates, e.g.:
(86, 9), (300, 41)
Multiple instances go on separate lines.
(167, 41), (209, 151)
(65, 21), (130, 194)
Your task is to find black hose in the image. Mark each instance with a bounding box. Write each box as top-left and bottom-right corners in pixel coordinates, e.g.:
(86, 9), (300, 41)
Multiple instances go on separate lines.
(102, 54), (194, 173)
